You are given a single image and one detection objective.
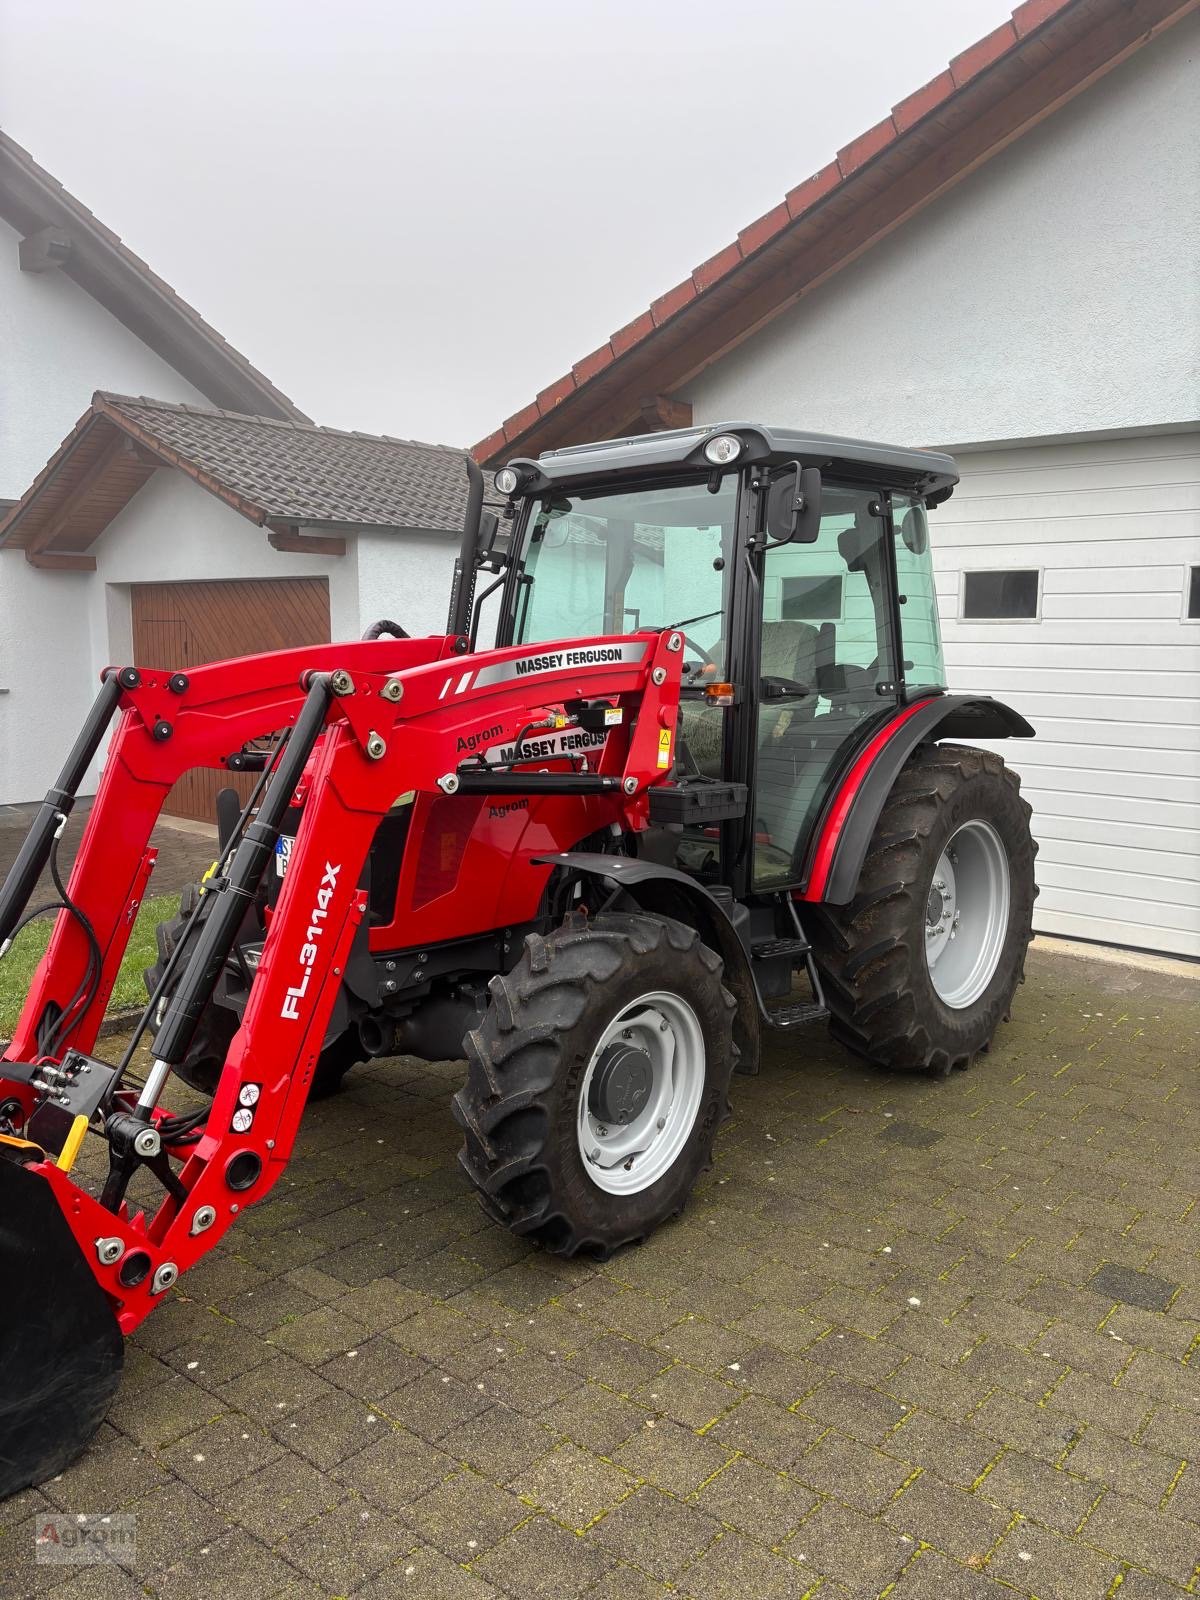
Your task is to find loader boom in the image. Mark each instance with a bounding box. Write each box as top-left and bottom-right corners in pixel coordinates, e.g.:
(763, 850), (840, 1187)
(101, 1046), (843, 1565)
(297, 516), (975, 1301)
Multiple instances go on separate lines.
(0, 627), (683, 1338)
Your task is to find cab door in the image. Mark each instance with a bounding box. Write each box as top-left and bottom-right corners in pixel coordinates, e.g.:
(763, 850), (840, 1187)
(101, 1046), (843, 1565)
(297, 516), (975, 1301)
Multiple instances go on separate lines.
(750, 485), (900, 890)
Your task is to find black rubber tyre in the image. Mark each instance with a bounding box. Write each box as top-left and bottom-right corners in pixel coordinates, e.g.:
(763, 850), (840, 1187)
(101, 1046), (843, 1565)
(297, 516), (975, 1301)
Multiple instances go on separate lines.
(808, 742), (1037, 1074)
(453, 911), (736, 1257)
(144, 884), (358, 1100)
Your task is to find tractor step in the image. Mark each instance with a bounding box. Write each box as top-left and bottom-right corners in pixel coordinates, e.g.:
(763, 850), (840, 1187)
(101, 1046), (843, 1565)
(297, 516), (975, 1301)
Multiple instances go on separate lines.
(751, 936), (810, 962)
(765, 1000), (829, 1031)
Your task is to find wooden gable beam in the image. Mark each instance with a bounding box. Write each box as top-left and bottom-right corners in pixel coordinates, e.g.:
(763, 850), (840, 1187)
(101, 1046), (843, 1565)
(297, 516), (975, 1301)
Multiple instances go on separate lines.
(267, 526), (347, 557)
(25, 431), (127, 559)
(26, 551), (97, 571)
(639, 396), (693, 431)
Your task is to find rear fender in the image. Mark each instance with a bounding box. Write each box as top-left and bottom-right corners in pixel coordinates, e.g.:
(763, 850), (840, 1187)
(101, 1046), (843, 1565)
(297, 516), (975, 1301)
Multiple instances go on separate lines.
(801, 695), (1034, 905)
(534, 853), (762, 1072)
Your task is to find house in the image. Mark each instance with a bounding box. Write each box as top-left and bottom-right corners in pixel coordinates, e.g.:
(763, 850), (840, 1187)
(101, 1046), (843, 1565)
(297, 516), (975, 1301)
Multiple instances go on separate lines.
(0, 135), (484, 817)
(0, 394), (492, 814)
(0, 130), (307, 499)
(474, 0), (1200, 958)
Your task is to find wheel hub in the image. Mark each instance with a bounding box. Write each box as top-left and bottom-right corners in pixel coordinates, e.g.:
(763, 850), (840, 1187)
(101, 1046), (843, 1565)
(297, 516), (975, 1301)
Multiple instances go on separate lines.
(588, 1043), (654, 1125)
(577, 993), (706, 1196)
(924, 820), (1011, 1009)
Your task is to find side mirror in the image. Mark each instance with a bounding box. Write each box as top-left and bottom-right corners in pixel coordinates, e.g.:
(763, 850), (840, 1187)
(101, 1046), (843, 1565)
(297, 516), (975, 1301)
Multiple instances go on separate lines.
(899, 505), (928, 555)
(765, 464), (822, 543)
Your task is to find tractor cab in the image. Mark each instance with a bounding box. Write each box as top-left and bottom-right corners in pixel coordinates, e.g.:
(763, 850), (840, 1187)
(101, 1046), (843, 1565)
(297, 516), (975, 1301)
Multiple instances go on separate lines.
(466, 423), (958, 901)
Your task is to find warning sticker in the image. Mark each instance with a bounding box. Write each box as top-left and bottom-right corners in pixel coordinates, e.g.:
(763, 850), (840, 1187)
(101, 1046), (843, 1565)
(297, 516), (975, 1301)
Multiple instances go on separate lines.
(657, 729), (672, 770)
(603, 707), (624, 727)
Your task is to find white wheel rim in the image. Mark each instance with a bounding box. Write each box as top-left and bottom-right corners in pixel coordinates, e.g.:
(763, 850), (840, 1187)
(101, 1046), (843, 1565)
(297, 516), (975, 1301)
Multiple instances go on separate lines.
(576, 990), (706, 1196)
(924, 820), (1011, 1009)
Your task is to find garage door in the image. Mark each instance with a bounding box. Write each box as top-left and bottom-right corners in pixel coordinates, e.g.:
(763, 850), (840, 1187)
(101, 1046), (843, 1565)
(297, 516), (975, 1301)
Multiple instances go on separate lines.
(931, 430), (1200, 958)
(132, 578), (331, 822)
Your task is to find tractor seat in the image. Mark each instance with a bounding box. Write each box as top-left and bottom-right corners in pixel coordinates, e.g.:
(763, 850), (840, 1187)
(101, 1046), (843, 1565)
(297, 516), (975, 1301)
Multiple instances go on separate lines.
(680, 620), (820, 775)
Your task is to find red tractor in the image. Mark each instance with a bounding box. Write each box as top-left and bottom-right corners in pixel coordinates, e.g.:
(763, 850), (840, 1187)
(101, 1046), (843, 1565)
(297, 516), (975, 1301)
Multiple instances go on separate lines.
(0, 423), (1035, 1494)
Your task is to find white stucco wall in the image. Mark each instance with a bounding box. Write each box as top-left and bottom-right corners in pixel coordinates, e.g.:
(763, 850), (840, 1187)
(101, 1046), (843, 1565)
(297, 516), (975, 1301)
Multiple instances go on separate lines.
(0, 218), (209, 500)
(0, 468), (469, 805)
(356, 527), (459, 641)
(683, 15), (1200, 447)
(0, 470), (363, 804)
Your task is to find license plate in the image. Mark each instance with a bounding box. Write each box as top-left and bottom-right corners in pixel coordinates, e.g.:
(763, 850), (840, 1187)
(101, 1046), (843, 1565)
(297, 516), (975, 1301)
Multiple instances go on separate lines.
(275, 835), (294, 878)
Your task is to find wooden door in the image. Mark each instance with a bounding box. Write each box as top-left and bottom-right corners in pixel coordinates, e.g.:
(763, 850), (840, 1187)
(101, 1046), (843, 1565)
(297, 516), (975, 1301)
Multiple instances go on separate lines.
(131, 578), (331, 821)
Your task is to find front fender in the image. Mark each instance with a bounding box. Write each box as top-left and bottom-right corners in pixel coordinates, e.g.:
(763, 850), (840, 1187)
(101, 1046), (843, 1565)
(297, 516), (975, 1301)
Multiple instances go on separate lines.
(802, 694), (1034, 905)
(533, 853), (762, 1072)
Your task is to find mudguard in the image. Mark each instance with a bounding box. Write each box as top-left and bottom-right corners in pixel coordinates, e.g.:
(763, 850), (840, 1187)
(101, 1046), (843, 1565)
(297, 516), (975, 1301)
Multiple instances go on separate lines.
(802, 694), (1034, 906)
(534, 853), (762, 1071)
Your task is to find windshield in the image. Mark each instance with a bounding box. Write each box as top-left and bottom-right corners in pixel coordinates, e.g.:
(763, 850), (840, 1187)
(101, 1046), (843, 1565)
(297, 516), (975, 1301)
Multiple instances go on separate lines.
(512, 479), (736, 672)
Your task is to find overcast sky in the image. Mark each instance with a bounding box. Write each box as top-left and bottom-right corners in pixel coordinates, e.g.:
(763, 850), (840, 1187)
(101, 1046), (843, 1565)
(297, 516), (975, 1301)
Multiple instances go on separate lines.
(2, 0), (1014, 446)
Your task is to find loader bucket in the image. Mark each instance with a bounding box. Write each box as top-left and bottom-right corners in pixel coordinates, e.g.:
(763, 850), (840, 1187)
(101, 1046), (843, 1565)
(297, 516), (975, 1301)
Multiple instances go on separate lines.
(0, 1153), (123, 1499)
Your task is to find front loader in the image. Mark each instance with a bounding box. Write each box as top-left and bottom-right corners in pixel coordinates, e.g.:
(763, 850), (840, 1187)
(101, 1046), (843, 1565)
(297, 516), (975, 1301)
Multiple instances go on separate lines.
(0, 422), (1036, 1495)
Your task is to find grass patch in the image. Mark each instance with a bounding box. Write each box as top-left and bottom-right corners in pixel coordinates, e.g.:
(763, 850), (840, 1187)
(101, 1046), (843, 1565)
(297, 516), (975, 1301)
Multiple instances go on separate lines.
(0, 892), (178, 1036)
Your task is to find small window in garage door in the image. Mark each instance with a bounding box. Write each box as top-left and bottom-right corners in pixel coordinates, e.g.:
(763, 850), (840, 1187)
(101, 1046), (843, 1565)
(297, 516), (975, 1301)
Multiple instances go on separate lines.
(131, 578), (331, 821)
(962, 569), (1040, 620)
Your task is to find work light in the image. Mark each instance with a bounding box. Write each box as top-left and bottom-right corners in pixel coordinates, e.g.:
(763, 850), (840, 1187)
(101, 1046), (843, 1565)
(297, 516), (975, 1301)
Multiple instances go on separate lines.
(702, 434), (742, 466)
(494, 467), (520, 496)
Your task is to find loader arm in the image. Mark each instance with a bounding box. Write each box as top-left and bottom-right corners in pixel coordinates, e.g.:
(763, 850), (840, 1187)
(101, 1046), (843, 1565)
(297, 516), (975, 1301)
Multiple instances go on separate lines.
(0, 628), (683, 1363)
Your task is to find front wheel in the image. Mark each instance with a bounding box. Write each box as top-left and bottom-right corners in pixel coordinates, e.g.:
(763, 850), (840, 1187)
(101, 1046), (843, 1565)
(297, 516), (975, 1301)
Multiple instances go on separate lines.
(809, 742), (1037, 1074)
(453, 912), (736, 1257)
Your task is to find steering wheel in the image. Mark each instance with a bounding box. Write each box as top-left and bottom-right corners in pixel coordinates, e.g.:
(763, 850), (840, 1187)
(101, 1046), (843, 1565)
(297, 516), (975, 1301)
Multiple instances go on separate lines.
(361, 619), (410, 641)
(680, 634), (720, 684)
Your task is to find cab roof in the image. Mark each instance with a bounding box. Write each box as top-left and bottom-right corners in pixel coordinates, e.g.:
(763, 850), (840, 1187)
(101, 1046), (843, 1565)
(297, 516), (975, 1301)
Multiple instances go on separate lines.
(509, 422), (959, 501)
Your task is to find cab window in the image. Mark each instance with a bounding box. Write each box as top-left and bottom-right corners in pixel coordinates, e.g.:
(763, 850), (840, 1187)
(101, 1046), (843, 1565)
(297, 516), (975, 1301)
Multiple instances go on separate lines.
(514, 480), (734, 666)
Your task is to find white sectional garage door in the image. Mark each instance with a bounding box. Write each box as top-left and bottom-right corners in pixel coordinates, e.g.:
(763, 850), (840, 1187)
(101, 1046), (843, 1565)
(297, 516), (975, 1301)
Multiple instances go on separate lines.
(931, 430), (1200, 958)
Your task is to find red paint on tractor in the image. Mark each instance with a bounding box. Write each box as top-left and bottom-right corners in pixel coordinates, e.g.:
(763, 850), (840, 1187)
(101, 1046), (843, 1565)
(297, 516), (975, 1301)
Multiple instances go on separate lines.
(800, 699), (937, 902)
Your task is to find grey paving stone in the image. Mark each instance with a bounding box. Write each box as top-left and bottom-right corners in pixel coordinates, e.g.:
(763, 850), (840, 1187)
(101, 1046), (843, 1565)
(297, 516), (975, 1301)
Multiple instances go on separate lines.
(160, 1413), (283, 1494)
(1082, 1490), (1200, 1585)
(974, 1448), (1099, 1534)
(879, 1120), (946, 1149)
(677, 1525), (807, 1600)
(589, 1485), (721, 1580)
(154, 1526), (305, 1600)
(885, 1546), (1027, 1599)
(332, 1427), (456, 1512)
(783, 1497), (912, 1598)
(356, 1542), (500, 1598)
(510, 1441), (634, 1531)
(473, 1514), (616, 1599)
(988, 1517), (1120, 1600)
(402, 1469), (526, 1561)
(884, 1472), (1012, 1564)
(273, 1495), (415, 1589)
(1089, 1263), (1179, 1313)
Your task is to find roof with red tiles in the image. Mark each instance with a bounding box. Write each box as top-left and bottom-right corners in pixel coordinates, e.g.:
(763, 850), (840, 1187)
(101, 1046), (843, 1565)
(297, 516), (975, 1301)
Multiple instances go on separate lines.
(0, 132), (309, 423)
(474, 0), (1195, 465)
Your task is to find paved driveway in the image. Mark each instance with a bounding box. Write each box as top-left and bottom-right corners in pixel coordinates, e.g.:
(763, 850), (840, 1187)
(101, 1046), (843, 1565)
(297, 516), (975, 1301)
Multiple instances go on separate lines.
(2, 944), (1198, 1599)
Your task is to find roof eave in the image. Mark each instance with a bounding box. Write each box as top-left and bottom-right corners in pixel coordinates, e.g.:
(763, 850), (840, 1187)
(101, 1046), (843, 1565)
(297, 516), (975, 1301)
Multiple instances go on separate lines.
(475, 0), (1197, 466)
(0, 135), (310, 424)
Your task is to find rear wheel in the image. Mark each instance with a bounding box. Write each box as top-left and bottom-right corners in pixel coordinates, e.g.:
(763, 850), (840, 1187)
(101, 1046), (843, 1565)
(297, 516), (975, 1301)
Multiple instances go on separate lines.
(454, 911), (736, 1257)
(809, 743), (1036, 1073)
(144, 885), (358, 1100)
